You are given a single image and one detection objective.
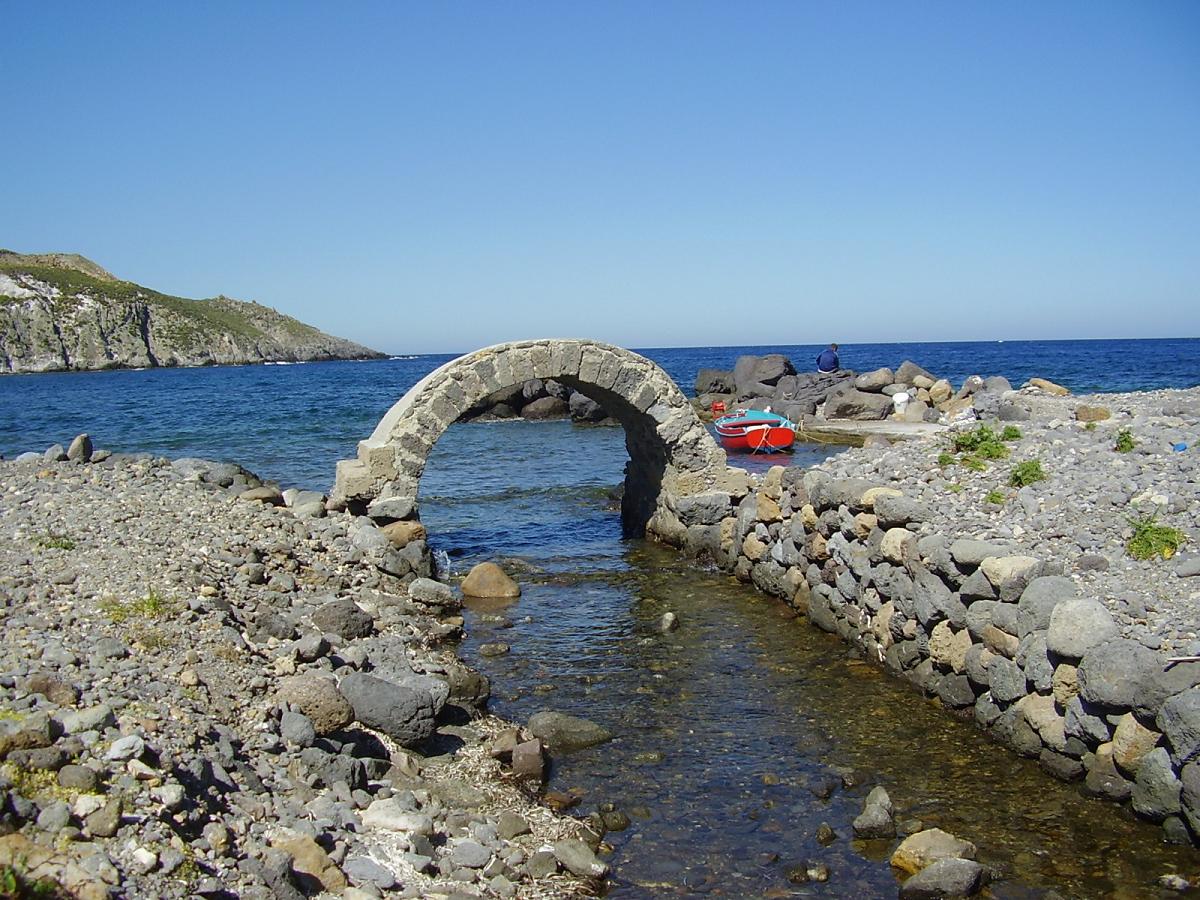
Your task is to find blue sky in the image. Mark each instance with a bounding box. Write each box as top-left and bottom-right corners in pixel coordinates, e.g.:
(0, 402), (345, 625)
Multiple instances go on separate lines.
(5, 2), (1198, 353)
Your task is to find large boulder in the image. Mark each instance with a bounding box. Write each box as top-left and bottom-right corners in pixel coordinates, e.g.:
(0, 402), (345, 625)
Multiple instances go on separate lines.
(854, 367), (894, 392)
(338, 672), (440, 747)
(1046, 597), (1118, 660)
(773, 371), (855, 408)
(521, 396), (569, 420)
(895, 360), (936, 385)
(823, 385), (893, 420)
(733, 354), (795, 394)
(695, 368), (735, 394)
(461, 562), (521, 599)
(568, 392), (607, 422)
(1078, 639), (1161, 710)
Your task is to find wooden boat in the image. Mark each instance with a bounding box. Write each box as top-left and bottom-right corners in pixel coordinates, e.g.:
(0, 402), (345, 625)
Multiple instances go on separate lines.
(714, 409), (796, 453)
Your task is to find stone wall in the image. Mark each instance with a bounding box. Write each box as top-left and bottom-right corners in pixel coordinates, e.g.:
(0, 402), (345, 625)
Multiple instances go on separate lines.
(650, 461), (1200, 846)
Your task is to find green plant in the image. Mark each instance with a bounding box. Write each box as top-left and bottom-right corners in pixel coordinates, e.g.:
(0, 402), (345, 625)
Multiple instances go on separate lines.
(1009, 459), (1046, 487)
(960, 455), (987, 472)
(1084, 421), (1097, 432)
(937, 451), (955, 467)
(0, 863), (70, 898)
(1115, 429), (1136, 453)
(946, 483), (964, 493)
(1126, 514), (1185, 560)
(1000, 425), (1023, 441)
(34, 532), (74, 551)
(951, 424), (1009, 462)
(985, 490), (1006, 505)
(99, 589), (179, 624)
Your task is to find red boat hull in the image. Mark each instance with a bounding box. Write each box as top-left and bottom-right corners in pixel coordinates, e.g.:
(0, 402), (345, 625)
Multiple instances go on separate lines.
(716, 424), (796, 453)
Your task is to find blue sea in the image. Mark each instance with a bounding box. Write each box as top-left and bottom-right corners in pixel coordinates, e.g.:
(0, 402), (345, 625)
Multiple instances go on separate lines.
(1, 338), (1195, 490)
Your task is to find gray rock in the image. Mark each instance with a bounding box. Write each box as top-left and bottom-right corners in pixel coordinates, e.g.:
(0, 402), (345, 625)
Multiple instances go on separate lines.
(1084, 751), (1134, 801)
(343, 856), (397, 890)
(408, 578), (459, 609)
(67, 433), (93, 463)
(894, 360), (936, 384)
(84, 797), (122, 837)
(449, 839), (492, 869)
(874, 494), (932, 527)
(280, 711), (316, 748)
(988, 656), (1027, 704)
(675, 492), (733, 527)
(899, 858), (984, 899)
(528, 711), (613, 751)
(338, 672), (439, 747)
(36, 800), (70, 832)
(106, 734), (145, 761)
(855, 367), (895, 392)
(311, 598), (374, 640)
(1158, 687), (1200, 765)
(1132, 747), (1183, 822)
(823, 386), (893, 421)
(1078, 639), (1161, 711)
(1181, 761), (1200, 836)
(734, 354), (796, 392)
(552, 838), (609, 878)
(1047, 596), (1118, 659)
(1064, 696), (1112, 745)
(949, 539), (1007, 568)
(1016, 576), (1075, 638)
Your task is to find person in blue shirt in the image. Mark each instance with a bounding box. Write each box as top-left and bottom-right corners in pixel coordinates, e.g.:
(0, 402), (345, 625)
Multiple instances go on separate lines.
(816, 343), (839, 373)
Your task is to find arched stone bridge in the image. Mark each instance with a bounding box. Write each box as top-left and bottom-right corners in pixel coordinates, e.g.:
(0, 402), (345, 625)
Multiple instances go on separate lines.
(331, 339), (743, 538)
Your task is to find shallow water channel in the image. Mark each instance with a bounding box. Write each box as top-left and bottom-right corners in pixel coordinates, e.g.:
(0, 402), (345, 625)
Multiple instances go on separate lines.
(420, 421), (1197, 898)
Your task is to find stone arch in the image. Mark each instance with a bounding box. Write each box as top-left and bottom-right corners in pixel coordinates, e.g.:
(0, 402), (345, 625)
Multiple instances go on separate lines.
(331, 339), (730, 537)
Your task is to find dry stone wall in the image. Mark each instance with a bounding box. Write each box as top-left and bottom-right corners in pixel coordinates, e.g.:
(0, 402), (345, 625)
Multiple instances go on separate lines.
(655, 459), (1200, 846)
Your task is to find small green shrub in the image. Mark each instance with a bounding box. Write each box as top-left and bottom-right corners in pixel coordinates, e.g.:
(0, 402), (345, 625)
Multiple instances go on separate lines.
(1084, 421), (1097, 432)
(34, 532), (75, 551)
(937, 451), (955, 467)
(960, 455), (987, 472)
(99, 589), (179, 624)
(1127, 514), (1185, 560)
(1009, 459), (1046, 487)
(0, 863), (70, 898)
(1114, 429), (1136, 453)
(952, 424), (1009, 461)
(985, 490), (1006, 505)
(946, 483), (964, 493)
(1000, 425), (1023, 441)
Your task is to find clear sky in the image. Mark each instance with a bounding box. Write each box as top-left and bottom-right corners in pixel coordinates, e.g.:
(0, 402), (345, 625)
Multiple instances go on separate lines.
(5, 2), (1198, 353)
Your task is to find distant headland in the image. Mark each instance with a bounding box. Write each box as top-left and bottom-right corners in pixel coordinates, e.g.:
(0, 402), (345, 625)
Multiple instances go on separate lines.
(0, 250), (385, 373)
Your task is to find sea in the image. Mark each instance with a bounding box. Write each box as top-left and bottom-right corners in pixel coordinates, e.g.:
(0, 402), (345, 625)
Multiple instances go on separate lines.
(1, 338), (1196, 489)
(3, 337), (1199, 896)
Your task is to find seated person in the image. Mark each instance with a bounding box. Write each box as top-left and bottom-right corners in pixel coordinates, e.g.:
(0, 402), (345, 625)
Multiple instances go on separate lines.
(816, 343), (840, 373)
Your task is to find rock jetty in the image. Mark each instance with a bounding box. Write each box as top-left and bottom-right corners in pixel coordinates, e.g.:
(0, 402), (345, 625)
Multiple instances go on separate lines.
(695, 352), (1016, 424)
(654, 376), (1200, 850)
(0, 447), (603, 897)
(0, 251), (384, 373)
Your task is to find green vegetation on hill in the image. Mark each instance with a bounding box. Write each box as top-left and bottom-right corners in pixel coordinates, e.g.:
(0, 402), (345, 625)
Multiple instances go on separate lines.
(0, 250), (384, 372)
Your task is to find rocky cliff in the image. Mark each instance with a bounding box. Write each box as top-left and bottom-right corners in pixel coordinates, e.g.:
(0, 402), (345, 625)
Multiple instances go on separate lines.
(0, 250), (386, 373)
